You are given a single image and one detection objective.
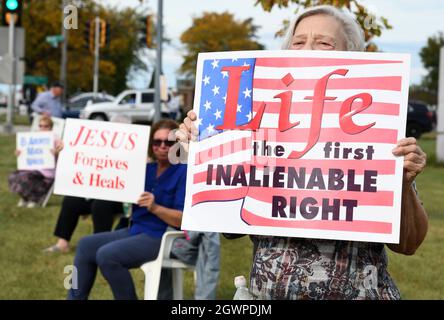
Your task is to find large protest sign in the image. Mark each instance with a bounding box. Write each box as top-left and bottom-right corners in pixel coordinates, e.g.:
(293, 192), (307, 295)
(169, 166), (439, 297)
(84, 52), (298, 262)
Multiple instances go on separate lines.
(181, 50), (410, 244)
(16, 132), (55, 170)
(54, 119), (150, 203)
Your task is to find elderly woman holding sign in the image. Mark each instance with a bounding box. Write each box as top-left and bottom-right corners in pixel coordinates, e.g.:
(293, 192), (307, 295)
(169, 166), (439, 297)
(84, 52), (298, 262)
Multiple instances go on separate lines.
(68, 119), (186, 300)
(8, 115), (63, 208)
(177, 5), (428, 300)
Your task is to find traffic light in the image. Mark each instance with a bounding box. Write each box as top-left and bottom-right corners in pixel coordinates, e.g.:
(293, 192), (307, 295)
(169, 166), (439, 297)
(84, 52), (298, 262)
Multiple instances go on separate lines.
(1, 0), (23, 26)
(99, 19), (110, 48)
(139, 15), (153, 48)
(84, 20), (94, 53)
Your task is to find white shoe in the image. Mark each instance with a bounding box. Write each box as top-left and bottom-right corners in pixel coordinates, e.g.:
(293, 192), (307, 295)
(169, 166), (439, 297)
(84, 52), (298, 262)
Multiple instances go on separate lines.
(17, 199), (27, 207)
(27, 201), (38, 208)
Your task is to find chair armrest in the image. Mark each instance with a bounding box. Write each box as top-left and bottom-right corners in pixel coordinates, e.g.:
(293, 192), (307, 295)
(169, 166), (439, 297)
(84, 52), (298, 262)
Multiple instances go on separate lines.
(159, 231), (186, 260)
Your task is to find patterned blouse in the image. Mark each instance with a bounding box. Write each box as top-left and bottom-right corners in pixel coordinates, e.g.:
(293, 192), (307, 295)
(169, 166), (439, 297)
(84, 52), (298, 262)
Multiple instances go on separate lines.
(249, 236), (401, 300)
(249, 183), (424, 300)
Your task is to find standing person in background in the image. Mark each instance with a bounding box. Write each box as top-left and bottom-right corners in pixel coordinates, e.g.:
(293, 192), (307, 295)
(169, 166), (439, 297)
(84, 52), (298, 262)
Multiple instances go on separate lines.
(8, 115), (63, 208)
(31, 81), (64, 118)
(170, 231), (220, 299)
(176, 5), (428, 300)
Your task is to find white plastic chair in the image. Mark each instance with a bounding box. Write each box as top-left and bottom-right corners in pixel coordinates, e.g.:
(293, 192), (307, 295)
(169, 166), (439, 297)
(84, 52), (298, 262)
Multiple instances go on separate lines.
(140, 230), (195, 300)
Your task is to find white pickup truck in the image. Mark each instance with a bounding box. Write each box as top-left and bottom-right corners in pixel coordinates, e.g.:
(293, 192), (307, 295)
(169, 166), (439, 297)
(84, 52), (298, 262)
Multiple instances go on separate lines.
(79, 89), (169, 123)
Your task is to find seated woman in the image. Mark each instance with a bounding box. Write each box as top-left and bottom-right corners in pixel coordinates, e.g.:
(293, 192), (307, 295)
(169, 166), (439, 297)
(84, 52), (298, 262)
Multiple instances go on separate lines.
(68, 119), (186, 300)
(8, 115), (63, 208)
(44, 113), (133, 253)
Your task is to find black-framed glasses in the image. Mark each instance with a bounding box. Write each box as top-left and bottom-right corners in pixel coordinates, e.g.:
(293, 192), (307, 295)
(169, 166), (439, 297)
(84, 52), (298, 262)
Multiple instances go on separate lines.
(152, 139), (175, 147)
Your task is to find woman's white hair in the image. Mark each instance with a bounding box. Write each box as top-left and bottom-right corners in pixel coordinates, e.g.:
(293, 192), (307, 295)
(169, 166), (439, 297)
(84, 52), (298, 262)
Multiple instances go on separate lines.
(281, 5), (365, 52)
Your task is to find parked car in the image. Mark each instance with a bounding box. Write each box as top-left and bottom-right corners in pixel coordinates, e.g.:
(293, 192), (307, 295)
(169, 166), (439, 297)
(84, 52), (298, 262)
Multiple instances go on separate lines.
(62, 92), (115, 119)
(406, 100), (435, 139)
(79, 89), (168, 124)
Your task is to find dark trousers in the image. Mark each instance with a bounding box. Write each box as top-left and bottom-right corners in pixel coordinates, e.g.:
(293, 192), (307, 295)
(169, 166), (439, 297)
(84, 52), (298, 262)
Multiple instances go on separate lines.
(54, 196), (123, 241)
(67, 228), (162, 300)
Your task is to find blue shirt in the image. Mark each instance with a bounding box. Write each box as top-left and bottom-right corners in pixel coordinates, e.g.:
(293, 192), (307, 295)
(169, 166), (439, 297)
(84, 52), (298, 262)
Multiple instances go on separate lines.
(130, 163), (187, 238)
(31, 91), (62, 118)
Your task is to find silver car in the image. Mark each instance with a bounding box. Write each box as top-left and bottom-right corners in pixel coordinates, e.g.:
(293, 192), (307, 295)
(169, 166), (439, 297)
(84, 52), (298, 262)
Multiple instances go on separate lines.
(80, 89), (167, 124)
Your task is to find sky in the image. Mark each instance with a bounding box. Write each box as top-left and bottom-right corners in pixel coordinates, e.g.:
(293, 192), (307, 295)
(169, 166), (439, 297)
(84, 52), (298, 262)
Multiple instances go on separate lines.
(0, 0), (442, 96)
(100, 0), (444, 89)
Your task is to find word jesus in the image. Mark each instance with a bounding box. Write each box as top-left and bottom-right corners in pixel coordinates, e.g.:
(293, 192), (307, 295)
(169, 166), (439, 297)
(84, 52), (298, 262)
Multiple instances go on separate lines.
(69, 125), (138, 151)
(217, 66), (376, 159)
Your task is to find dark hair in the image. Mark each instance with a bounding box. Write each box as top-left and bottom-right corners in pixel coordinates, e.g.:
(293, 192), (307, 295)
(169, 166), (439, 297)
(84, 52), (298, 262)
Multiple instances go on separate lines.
(51, 81), (64, 89)
(148, 119), (179, 160)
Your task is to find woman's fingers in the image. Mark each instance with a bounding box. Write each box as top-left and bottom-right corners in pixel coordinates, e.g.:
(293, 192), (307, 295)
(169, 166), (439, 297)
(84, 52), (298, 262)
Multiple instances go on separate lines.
(137, 192), (151, 204)
(184, 117), (193, 134)
(175, 110), (199, 144)
(176, 124), (189, 142)
(184, 117), (198, 141)
(57, 141), (64, 153)
(392, 138), (418, 155)
(137, 192), (156, 209)
(187, 110), (197, 121)
(392, 138), (427, 185)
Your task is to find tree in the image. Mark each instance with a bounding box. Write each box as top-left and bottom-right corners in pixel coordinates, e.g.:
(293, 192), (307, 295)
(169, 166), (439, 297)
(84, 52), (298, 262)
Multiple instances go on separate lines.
(22, 0), (146, 96)
(418, 32), (444, 106)
(409, 84), (435, 106)
(180, 12), (264, 76)
(254, 0), (392, 52)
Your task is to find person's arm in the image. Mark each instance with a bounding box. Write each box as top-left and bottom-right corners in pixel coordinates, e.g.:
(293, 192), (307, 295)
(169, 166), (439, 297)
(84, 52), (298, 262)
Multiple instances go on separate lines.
(137, 192), (183, 228)
(387, 138), (428, 255)
(31, 94), (44, 114)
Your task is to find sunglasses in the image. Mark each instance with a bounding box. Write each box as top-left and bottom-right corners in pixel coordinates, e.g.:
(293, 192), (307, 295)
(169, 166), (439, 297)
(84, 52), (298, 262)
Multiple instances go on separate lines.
(152, 139), (175, 147)
(39, 124), (51, 129)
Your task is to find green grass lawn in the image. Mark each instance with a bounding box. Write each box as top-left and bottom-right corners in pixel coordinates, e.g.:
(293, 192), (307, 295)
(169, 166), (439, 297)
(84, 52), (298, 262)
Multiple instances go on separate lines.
(0, 113), (31, 126)
(0, 134), (442, 299)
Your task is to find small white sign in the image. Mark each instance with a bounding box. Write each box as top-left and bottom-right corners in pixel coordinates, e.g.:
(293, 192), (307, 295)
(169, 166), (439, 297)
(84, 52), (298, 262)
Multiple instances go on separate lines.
(16, 132), (55, 170)
(54, 119), (150, 204)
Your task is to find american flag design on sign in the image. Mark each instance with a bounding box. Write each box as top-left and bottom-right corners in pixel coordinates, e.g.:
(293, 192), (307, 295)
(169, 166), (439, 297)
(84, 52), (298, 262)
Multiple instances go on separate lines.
(182, 50), (410, 243)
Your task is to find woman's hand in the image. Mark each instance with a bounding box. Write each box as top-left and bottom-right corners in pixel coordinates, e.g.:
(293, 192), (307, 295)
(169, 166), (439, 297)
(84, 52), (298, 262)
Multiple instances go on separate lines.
(15, 149), (21, 157)
(53, 140), (64, 156)
(392, 138), (427, 186)
(176, 110), (198, 145)
(137, 192), (157, 212)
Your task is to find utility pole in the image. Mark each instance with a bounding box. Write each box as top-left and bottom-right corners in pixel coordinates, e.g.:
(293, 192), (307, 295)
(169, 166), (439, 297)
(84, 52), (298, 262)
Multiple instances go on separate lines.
(154, 0), (163, 122)
(60, 0), (69, 104)
(5, 14), (16, 134)
(93, 16), (100, 98)
(437, 47), (444, 163)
